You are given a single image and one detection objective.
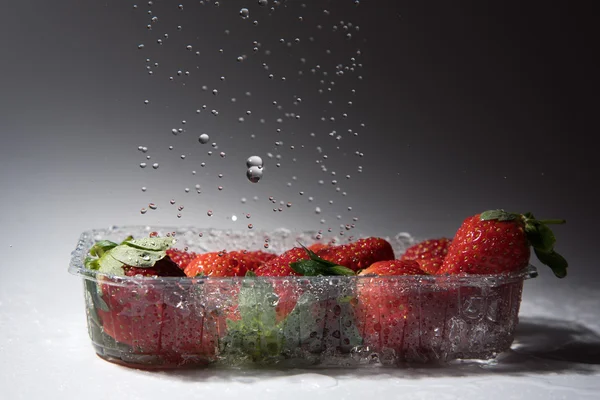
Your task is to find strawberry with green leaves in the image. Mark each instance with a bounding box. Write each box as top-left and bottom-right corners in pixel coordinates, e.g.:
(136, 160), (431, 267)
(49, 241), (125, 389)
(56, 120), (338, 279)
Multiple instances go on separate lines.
(438, 209), (568, 277)
(84, 236), (215, 366)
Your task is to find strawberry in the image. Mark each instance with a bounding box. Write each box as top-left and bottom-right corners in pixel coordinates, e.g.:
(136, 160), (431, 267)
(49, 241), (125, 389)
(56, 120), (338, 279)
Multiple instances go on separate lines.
(123, 256), (186, 277)
(184, 250), (270, 277)
(315, 237), (395, 272)
(358, 259), (425, 276)
(307, 242), (329, 252)
(354, 259), (425, 357)
(400, 238), (451, 261)
(84, 236), (217, 366)
(245, 250), (278, 265)
(438, 209), (567, 277)
(253, 247), (309, 277)
(166, 248), (198, 270)
(251, 247), (309, 321)
(415, 258), (444, 274)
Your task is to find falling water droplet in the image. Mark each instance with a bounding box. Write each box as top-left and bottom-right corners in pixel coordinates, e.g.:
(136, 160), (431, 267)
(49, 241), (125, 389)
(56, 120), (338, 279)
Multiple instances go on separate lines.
(246, 155), (263, 168)
(246, 166), (264, 183)
(198, 134), (210, 144)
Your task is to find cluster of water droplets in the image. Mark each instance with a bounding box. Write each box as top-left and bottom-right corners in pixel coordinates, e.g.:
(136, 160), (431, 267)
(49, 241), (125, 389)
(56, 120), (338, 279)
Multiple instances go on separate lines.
(131, 0), (368, 236)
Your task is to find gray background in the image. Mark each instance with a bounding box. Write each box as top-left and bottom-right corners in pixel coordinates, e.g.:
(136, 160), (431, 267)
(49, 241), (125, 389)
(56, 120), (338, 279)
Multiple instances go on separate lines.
(1, 0), (597, 291)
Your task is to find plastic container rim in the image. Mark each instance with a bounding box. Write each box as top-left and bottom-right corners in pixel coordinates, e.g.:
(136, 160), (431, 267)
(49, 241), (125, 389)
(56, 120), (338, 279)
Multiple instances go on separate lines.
(68, 226), (539, 287)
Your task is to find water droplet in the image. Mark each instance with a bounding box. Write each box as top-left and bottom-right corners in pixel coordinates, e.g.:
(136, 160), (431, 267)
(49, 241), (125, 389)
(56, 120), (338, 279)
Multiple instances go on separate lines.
(138, 44), (145, 49)
(141, 186), (147, 192)
(239, 8), (250, 19)
(246, 166), (263, 183)
(140, 208), (147, 214)
(140, 162), (147, 168)
(246, 155), (263, 168)
(152, 163), (159, 169)
(149, 203), (157, 210)
(198, 134), (210, 144)
(207, 210), (213, 216)
(258, 0), (268, 5)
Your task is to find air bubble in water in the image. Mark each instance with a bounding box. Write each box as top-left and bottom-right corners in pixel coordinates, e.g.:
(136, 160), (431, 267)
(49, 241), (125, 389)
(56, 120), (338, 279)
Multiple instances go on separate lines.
(246, 166), (263, 183)
(198, 134), (210, 144)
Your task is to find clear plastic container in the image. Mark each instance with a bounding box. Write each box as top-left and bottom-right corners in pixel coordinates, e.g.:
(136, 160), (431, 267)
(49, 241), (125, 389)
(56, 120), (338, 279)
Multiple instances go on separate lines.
(68, 226), (537, 369)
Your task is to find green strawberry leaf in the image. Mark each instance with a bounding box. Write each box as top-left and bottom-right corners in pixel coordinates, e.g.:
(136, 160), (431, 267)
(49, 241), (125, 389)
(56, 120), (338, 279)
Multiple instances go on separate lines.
(329, 266), (358, 276)
(84, 256), (100, 270)
(525, 221), (556, 253)
(290, 243), (356, 276)
(97, 254), (126, 276)
(480, 209), (518, 221)
(123, 237), (175, 251)
(85, 279), (109, 312)
(221, 276), (283, 360)
(534, 248), (568, 278)
(109, 245), (167, 268)
(89, 240), (119, 257)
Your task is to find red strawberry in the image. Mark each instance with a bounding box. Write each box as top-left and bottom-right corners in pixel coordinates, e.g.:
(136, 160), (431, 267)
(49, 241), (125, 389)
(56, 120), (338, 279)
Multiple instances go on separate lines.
(253, 247), (310, 321)
(438, 209), (567, 277)
(315, 237), (395, 272)
(254, 247), (309, 277)
(245, 250), (278, 265)
(86, 236), (217, 366)
(307, 242), (329, 252)
(358, 259), (425, 276)
(184, 250), (269, 277)
(401, 238), (451, 261)
(166, 248), (198, 270)
(354, 260), (425, 357)
(415, 258), (444, 274)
